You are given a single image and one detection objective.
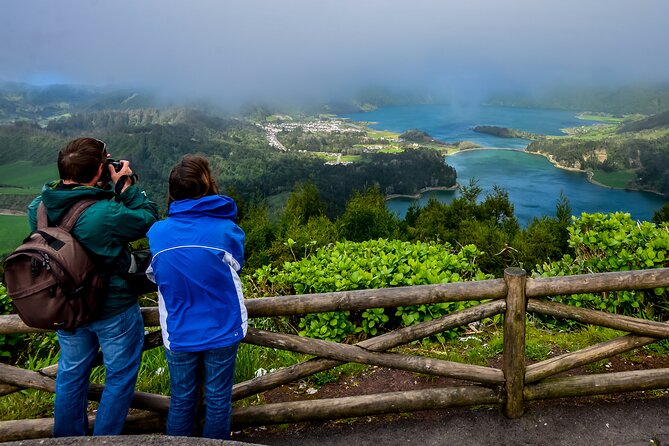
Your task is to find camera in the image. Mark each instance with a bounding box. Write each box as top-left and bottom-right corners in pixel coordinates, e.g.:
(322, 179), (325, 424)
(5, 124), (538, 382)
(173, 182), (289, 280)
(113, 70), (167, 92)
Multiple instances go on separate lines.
(108, 159), (123, 173)
(99, 159), (123, 184)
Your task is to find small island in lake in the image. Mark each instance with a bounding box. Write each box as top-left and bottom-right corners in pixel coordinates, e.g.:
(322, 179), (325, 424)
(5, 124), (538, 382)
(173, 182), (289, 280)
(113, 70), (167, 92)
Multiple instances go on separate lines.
(399, 128), (481, 152)
(399, 129), (447, 145)
(472, 125), (544, 141)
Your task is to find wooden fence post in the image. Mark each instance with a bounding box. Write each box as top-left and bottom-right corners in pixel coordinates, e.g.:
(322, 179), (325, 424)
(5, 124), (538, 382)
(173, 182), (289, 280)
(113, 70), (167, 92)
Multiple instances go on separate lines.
(503, 267), (527, 418)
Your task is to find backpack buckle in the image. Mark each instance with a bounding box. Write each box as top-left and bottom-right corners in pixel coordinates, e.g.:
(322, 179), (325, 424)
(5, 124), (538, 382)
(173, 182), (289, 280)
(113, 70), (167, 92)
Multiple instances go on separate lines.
(30, 258), (40, 276)
(41, 252), (51, 271)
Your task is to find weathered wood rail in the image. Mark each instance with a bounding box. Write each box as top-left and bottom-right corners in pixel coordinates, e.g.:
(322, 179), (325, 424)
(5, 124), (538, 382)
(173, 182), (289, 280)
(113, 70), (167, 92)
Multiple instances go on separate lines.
(1, 267), (669, 441)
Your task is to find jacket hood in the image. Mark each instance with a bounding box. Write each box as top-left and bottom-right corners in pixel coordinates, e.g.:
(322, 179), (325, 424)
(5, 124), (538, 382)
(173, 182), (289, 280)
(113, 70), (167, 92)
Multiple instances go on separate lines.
(168, 194), (238, 220)
(39, 180), (115, 223)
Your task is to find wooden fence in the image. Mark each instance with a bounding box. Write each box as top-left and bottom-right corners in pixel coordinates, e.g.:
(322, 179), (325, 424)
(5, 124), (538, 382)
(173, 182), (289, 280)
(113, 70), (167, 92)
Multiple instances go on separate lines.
(1, 267), (669, 441)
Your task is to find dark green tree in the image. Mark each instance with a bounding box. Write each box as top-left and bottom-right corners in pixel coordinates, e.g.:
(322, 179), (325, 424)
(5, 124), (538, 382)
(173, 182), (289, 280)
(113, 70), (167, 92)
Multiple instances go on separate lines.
(408, 198), (453, 242)
(338, 186), (399, 242)
(239, 204), (277, 271)
(282, 182), (327, 227)
(653, 202), (669, 225)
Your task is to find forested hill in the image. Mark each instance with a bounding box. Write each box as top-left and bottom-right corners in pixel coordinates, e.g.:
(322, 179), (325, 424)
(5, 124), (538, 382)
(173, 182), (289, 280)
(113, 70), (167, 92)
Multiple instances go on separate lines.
(0, 82), (157, 123)
(0, 106), (455, 216)
(489, 85), (669, 115)
(526, 114), (669, 197)
(617, 110), (669, 133)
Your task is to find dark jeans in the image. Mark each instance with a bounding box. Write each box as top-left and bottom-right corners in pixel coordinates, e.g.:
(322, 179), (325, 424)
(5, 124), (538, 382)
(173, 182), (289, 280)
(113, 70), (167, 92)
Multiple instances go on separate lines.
(164, 343), (239, 439)
(54, 304), (144, 436)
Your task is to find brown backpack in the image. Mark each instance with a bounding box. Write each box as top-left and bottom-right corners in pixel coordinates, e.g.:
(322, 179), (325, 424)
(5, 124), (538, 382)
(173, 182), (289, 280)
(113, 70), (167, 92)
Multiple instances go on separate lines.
(3, 200), (106, 331)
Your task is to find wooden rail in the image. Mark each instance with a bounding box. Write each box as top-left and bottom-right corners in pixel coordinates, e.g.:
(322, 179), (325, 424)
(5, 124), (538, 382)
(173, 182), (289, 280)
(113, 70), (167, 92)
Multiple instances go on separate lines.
(1, 267), (669, 441)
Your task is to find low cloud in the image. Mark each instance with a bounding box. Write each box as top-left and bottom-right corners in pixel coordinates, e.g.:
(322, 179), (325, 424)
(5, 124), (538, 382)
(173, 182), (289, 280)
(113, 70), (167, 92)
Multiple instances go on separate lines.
(2, 0), (668, 106)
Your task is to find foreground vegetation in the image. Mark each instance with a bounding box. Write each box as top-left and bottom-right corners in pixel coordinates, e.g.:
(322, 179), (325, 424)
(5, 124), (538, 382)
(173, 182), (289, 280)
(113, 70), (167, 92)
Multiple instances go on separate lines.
(1, 83), (669, 422)
(1, 206), (668, 420)
(0, 215), (28, 254)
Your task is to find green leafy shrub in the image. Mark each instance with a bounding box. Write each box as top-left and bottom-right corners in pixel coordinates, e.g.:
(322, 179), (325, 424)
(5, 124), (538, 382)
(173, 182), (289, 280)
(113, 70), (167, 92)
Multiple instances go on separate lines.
(0, 283), (58, 365)
(298, 311), (357, 342)
(252, 239), (492, 341)
(0, 283), (23, 361)
(361, 308), (389, 336)
(533, 212), (669, 321)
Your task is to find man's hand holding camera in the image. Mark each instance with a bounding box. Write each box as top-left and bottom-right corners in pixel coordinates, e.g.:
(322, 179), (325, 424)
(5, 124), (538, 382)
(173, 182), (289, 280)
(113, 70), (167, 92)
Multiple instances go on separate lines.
(98, 155), (138, 195)
(109, 159), (134, 194)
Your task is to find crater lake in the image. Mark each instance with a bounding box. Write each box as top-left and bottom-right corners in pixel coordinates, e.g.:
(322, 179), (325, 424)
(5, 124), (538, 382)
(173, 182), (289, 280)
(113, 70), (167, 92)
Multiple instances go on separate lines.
(341, 105), (667, 225)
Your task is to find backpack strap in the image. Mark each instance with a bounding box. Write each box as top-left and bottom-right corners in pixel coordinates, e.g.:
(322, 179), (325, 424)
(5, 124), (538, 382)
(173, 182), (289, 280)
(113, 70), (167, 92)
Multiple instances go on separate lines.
(36, 199), (98, 232)
(36, 202), (48, 230)
(59, 199), (98, 232)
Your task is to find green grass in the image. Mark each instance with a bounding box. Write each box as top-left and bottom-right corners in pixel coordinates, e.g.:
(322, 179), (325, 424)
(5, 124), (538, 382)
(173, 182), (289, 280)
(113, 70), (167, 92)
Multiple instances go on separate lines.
(421, 142), (459, 155)
(577, 114), (625, 123)
(378, 146), (403, 154)
(0, 345), (58, 420)
(136, 347), (170, 395)
(0, 162), (56, 195)
(266, 114), (294, 122)
(591, 169), (636, 189)
(2, 323), (667, 421)
(0, 214), (30, 256)
(367, 129), (400, 140)
(560, 125), (619, 139)
(0, 389), (56, 420)
(402, 324), (630, 370)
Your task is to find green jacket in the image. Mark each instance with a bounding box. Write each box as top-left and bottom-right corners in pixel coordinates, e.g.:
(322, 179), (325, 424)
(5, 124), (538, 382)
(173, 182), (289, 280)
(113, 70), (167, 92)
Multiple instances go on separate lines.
(28, 181), (159, 321)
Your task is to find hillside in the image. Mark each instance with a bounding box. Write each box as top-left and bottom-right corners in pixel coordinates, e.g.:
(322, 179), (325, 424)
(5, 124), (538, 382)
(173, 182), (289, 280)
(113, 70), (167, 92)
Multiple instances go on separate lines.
(0, 82), (157, 124)
(489, 85), (669, 115)
(617, 110), (669, 133)
(0, 87), (457, 217)
(526, 116), (669, 196)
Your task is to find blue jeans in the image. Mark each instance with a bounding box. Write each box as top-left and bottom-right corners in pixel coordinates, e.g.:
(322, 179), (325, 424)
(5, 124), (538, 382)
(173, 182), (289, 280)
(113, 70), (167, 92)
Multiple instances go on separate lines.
(164, 343), (239, 439)
(54, 304), (144, 437)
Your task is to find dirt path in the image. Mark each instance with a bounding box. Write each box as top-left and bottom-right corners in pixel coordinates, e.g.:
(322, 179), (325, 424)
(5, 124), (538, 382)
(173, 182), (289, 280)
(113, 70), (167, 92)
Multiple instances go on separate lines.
(0, 209), (26, 216)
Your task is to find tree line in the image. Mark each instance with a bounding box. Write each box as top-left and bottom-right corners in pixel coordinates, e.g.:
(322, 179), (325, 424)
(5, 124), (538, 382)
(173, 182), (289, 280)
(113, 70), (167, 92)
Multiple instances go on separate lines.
(238, 179), (574, 277)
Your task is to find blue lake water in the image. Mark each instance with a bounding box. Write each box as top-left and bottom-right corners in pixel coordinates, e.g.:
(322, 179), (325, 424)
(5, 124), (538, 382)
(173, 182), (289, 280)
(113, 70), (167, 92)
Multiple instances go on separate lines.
(341, 105), (667, 225)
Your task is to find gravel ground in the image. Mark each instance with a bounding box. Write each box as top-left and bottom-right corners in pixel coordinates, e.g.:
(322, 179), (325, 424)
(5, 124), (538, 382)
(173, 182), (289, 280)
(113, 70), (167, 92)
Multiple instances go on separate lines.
(3, 397), (668, 445)
(3, 436), (260, 446)
(234, 396), (669, 446)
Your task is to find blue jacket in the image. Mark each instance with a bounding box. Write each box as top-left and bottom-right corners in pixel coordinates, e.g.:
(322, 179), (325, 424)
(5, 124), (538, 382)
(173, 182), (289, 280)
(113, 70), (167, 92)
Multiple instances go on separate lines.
(147, 195), (247, 352)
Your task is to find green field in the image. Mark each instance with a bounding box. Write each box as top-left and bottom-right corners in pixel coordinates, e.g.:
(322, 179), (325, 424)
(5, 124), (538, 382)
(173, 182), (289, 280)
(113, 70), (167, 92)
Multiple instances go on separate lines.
(367, 129), (400, 140)
(591, 169), (636, 189)
(0, 162), (56, 195)
(576, 114), (625, 123)
(0, 215), (30, 256)
(377, 147), (403, 154)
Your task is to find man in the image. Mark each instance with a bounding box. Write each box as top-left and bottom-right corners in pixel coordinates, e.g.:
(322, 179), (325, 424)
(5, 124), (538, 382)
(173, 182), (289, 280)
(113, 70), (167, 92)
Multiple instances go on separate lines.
(27, 137), (159, 436)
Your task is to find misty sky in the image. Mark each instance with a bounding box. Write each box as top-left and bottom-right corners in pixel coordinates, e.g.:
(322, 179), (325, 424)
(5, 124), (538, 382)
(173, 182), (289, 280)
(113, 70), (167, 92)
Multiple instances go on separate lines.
(2, 0), (669, 105)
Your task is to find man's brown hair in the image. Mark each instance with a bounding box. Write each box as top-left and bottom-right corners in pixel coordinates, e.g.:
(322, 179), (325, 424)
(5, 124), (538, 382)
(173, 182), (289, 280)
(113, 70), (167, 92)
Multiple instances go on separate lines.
(57, 138), (106, 184)
(168, 155), (220, 205)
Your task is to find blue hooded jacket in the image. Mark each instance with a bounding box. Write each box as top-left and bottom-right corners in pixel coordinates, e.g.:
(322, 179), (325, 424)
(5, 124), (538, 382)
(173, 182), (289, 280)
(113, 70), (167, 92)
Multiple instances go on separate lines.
(147, 195), (247, 352)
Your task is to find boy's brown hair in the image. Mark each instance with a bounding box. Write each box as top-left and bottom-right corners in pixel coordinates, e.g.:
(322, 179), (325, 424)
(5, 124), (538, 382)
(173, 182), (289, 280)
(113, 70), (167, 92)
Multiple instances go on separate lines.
(57, 138), (107, 184)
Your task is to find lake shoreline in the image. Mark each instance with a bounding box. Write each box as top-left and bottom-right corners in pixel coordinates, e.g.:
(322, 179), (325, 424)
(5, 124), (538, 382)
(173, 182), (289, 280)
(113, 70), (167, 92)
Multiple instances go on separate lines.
(526, 149), (666, 198)
(452, 147), (665, 197)
(386, 185), (458, 201)
(384, 147), (665, 209)
(345, 105), (665, 222)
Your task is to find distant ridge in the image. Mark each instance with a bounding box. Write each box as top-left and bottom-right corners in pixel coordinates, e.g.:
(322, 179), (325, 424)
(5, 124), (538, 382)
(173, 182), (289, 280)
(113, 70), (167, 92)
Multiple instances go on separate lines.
(617, 110), (669, 133)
